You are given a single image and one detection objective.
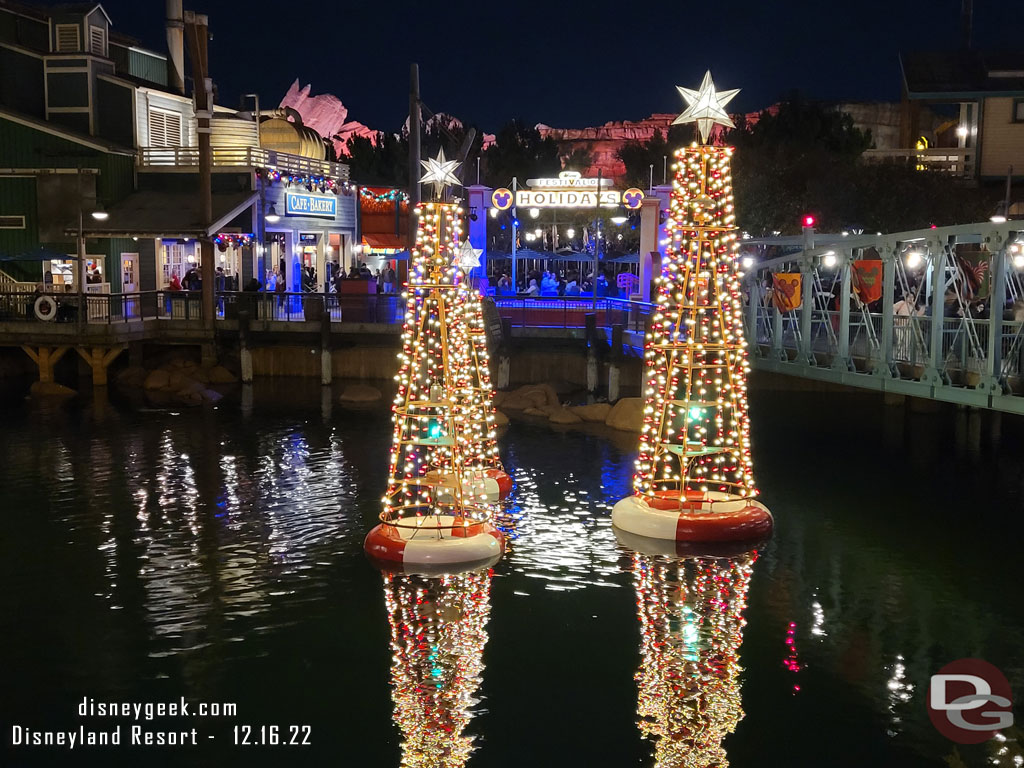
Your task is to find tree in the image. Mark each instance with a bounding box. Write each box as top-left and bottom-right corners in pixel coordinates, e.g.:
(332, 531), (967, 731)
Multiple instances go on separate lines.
(562, 146), (593, 174)
(482, 120), (560, 188)
(616, 127), (692, 189)
(728, 97), (993, 235)
(345, 132), (409, 187)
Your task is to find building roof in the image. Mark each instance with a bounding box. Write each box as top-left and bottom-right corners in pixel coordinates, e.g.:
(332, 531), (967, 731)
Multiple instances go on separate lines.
(0, 106), (136, 155)
(76, 190), (258, 238)
(901, 51), (1024, 98)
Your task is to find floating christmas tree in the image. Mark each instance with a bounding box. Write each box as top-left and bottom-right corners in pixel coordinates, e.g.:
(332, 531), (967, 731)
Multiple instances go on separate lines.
(633, 552), (756, 767)
(364, 149), (503, 569)
(383, 568), (492, 767)
(612, 72), (772, 545)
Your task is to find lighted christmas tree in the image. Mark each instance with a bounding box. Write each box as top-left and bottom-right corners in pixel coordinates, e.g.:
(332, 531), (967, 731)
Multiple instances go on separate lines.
(383, 568), (492, 767)
(633, 552), (755, 767)
(614, 73), (771, 543)
(368, 149), (504, 567)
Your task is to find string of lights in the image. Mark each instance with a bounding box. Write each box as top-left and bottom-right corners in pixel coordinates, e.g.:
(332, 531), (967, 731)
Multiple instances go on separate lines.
(383, 569), (492, 767)
(633, 553), (756, 767)
(633, 142), (756, 501)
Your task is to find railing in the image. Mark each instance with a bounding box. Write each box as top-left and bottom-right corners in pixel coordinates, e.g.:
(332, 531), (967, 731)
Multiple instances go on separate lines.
(0, 289), (402, 326)
(493, 297), (652, 333)
(137, 146), (350, 181)
(862, 147), (975, 177)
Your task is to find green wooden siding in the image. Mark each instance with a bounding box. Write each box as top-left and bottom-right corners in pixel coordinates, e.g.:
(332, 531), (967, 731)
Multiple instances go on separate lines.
(0, 176), (38, 257)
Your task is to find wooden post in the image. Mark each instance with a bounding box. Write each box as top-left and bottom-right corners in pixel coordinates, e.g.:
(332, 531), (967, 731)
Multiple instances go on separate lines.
(184, 12), (216, 333)
(22, 346), (69, 383)
(74, 345), (125, 386)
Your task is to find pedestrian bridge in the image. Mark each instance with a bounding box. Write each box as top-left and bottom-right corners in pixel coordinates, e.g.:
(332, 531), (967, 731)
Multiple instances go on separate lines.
(741, 220), (1024, 414)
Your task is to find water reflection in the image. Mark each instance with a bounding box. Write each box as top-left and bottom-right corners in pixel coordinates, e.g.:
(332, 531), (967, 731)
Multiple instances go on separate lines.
(382, 568), (492, 767)
(631, 552), (756, 768)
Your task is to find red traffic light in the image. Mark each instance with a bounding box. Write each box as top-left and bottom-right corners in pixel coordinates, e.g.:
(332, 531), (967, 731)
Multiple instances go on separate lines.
(802, 215), (816, 228)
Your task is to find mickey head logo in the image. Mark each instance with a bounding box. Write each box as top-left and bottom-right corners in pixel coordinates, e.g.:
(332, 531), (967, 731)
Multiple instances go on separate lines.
(623, 188), (644, 209)
(491, 188), (512, 210)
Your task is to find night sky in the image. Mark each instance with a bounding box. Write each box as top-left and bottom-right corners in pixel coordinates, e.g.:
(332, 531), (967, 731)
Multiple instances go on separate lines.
(94, 0), (1021, 132)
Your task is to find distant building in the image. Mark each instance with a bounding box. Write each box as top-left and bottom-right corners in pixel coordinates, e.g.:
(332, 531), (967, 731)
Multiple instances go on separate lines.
(862, 50), (1024, 182)
(0, 1), (355, 296)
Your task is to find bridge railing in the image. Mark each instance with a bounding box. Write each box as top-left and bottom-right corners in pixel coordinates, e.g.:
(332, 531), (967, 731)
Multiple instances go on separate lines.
(493, 296), (652, 333)
(743, 220), (1024, 407)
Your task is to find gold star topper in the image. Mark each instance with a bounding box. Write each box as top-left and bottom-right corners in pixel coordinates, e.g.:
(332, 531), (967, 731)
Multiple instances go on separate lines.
(419, 147), (462, 198)
(673, 70), (740, 144)
(453, 239), (483, 269)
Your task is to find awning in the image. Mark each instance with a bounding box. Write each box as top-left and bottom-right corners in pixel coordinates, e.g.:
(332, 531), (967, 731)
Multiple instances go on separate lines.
(362, 234), (407, 252)
(68, 190), (257, 239)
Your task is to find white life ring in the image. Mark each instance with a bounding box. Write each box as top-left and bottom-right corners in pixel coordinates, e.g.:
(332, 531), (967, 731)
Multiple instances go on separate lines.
(34, 295), (58, 321)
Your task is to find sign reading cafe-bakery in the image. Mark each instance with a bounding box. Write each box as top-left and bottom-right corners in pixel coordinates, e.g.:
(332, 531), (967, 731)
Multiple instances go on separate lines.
(491, 171), (644, 211)
(285, 192), (337, 218)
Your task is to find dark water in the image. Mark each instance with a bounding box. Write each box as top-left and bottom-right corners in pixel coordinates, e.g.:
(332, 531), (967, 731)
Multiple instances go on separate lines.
(1, 380), (1022, 768)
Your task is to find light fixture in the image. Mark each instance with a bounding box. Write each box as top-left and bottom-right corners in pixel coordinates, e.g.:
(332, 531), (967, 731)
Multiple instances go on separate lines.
(489, 207), (498, 219)
(1014, 253), (1024, 269)
(529, 207), (540, 219)
(566, 228), (575, 238)
(266, 204), (280, 224)
(741, 256), (754, 269)
(905, 250), (923, 268)
(610, 205), (628, 225)
(802, 214), (816, 228)
(956, 125), (969, 138)
(822, 251), (837, 268)
(991, 214), (1008, 223)
(90, 203), (108, 221)
(534, 228), (542, 237)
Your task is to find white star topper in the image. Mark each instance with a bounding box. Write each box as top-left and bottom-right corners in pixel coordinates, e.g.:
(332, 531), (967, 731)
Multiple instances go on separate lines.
(673, 70), (740, 144)
(453, 239), (483, 269)
(420, 148), (462, 197)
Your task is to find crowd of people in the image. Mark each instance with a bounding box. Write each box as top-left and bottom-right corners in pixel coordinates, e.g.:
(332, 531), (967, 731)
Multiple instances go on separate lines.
(494, 268), (615, 298)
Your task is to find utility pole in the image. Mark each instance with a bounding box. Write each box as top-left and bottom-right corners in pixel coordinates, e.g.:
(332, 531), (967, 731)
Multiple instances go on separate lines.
(511, 177), (518, 291)
(593, 169), (602, 310)
(408, 63), (421, 254)
(184, 11), (214, 333)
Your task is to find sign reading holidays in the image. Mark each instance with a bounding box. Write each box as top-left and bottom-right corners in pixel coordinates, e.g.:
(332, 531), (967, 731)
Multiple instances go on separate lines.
(490, 172), (644, 211)
(285, 192), (337, 219)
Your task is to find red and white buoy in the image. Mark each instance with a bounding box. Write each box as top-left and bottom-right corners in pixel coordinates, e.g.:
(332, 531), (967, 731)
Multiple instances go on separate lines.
(612, 491), (773, 546)
(365, 515), (504, 574)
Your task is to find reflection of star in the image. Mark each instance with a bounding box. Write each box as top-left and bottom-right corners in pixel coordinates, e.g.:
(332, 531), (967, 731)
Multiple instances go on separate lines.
(453, 239), (483, 269)
(420, 148), (462, 197)
(672, 70), (740, 144)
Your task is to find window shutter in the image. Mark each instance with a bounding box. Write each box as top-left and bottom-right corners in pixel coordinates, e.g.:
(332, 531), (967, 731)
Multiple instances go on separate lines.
(55, 24), (80, 52)
(89, 25), (106, 57)
(148, 109), (182, 147)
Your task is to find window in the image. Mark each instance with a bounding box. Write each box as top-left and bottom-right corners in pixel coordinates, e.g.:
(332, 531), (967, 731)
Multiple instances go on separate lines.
(0, 215), (26, 229)
(88, 25), (106, 57)
(1014, 99), (1024, 124)
(54, 23), (80, 52)
(148, 108), (182, 147)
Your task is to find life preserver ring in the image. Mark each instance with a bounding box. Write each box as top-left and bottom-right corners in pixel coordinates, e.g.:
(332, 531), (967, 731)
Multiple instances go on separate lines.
(364, 515), (504, 572)
(34, 295), (58, 322)
(423, 468), (513, 503)
(611, 492), (773, 543)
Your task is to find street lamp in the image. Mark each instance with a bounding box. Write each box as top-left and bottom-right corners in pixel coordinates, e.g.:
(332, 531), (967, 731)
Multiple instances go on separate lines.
(265, 204), (281, 224)
(610, 204), (628, 225)
(90, 203), (108, 221)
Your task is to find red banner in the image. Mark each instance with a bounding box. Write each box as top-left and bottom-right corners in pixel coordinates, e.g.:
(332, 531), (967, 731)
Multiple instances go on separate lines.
(852, 260), (883, 304)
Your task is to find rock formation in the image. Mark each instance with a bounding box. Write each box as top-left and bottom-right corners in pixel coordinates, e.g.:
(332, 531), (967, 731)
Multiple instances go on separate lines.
(279, 79), (378, 157)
